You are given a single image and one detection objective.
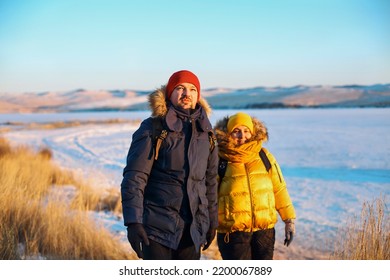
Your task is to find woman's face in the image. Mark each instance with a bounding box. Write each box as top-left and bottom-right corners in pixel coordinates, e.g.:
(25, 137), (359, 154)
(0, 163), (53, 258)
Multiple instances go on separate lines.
(230, 125), (252, 146)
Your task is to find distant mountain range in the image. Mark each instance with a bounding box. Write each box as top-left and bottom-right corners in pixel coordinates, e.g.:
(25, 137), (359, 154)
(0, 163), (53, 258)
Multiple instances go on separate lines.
(1, 84), (390, 113)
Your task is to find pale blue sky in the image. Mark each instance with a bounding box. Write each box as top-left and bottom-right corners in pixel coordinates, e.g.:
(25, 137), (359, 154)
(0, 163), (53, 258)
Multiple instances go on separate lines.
(1, 0), (389, 92)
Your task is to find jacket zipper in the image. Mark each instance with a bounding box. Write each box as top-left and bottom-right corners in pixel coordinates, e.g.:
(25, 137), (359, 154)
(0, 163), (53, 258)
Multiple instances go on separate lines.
(188, 117), (195, 160)
(245, 163), (254, 232)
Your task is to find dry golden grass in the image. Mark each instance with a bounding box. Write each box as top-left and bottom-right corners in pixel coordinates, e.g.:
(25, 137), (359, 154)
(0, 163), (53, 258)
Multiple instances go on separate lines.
(0, 137), (134, 260)
(331, 195), (389, 260)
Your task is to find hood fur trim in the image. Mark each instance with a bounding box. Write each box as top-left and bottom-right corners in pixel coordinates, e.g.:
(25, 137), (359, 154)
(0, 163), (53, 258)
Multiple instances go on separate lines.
(148, 85), (212, 117)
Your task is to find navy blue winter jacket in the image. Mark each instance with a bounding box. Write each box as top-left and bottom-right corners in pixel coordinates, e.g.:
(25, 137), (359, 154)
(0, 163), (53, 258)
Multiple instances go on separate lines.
(121, 87), (218, 251)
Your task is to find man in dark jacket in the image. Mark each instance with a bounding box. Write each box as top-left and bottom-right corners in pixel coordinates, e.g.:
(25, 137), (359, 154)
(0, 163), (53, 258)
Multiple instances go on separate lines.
(121, 70), (218, 260)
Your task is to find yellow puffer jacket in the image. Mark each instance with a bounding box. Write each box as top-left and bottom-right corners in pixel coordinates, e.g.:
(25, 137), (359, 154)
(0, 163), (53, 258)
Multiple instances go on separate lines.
(214, 116), (296, 233)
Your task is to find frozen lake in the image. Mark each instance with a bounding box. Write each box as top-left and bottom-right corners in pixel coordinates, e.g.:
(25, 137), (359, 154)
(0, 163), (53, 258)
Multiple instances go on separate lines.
(1, 108), (389, 259)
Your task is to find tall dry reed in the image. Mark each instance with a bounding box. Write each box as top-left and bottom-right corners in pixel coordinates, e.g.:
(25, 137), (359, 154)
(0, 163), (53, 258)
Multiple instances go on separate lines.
(0, 137), (133, 260)
(331, 195), (389, 260)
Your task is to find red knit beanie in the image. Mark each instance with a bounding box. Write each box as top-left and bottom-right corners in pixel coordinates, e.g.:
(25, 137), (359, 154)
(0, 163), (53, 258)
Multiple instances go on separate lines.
(166, 70), (201, 101)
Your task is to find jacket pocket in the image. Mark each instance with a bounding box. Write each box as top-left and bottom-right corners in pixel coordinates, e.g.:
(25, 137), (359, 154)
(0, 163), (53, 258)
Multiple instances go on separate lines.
(195, 195), (209, 236)
(143, 200), (178, 235)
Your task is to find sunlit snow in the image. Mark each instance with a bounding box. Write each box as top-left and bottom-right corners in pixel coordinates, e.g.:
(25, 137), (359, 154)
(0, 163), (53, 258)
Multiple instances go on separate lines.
(1, 108), (389, 259)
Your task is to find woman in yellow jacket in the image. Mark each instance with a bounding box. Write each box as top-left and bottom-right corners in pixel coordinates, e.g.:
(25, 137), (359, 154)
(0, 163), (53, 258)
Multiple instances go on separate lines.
(214, 112), (296, 260)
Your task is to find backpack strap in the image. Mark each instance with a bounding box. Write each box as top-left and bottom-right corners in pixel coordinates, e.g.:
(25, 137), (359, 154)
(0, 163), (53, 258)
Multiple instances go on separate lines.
(218, 147), (271, 185)
(259, 148), (272, 172)
(152, 117), (216, 161)
(152, 117), (167, 160)
(218, 157), (228, 180)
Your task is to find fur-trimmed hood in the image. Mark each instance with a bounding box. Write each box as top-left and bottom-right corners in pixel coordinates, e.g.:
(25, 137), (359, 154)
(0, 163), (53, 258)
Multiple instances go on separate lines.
(214, 115), (269, 147)
(147, 85), (212, 118)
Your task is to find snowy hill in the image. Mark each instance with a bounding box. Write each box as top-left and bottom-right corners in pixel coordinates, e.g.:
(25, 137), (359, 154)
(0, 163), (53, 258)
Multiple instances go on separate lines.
(1, 84), (389, 113)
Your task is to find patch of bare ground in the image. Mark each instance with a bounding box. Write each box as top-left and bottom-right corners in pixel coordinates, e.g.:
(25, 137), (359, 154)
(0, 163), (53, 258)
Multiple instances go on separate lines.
(1, 118), (140, 132)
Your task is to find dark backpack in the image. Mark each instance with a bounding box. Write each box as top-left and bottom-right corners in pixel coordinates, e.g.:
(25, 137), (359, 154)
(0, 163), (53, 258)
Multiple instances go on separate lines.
(151, 117), (216, 160)
(218, 148), (271, 181)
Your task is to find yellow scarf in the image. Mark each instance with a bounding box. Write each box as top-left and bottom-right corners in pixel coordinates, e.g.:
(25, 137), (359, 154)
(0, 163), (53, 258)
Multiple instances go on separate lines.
(218, 140), (262, 163)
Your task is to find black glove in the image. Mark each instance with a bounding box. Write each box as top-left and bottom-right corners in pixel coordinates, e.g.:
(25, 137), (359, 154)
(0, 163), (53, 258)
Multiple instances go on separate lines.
(283, 219), (295, 247)
(127, 223), (149, 259)
(202, 228), (216, 251)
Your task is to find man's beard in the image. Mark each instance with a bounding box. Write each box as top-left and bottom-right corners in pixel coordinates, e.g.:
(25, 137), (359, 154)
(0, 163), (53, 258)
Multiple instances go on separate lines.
(179, 97), (193, 108)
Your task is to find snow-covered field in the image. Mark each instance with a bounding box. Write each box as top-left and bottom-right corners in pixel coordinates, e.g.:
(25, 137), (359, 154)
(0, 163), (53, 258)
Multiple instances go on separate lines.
(1, 108), (389, 259)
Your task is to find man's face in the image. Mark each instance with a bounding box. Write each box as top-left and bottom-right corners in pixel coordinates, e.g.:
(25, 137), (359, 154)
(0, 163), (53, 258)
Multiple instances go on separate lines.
(169, 83), (198, 109)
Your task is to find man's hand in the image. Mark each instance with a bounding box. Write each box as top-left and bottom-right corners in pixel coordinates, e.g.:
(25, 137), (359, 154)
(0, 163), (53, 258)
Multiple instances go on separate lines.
(127, 223), (150, 258)
(202, 228), (216, 251)
(284, 219), (295, 247)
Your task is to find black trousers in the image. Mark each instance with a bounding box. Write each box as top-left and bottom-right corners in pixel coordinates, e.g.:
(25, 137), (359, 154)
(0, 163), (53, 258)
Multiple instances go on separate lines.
(143, 227), (200, 260)
(217, 228), (275, 260)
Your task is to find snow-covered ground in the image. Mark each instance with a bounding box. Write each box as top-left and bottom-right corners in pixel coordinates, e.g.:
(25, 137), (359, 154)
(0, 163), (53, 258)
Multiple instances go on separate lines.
(1, 108), (389, 259)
